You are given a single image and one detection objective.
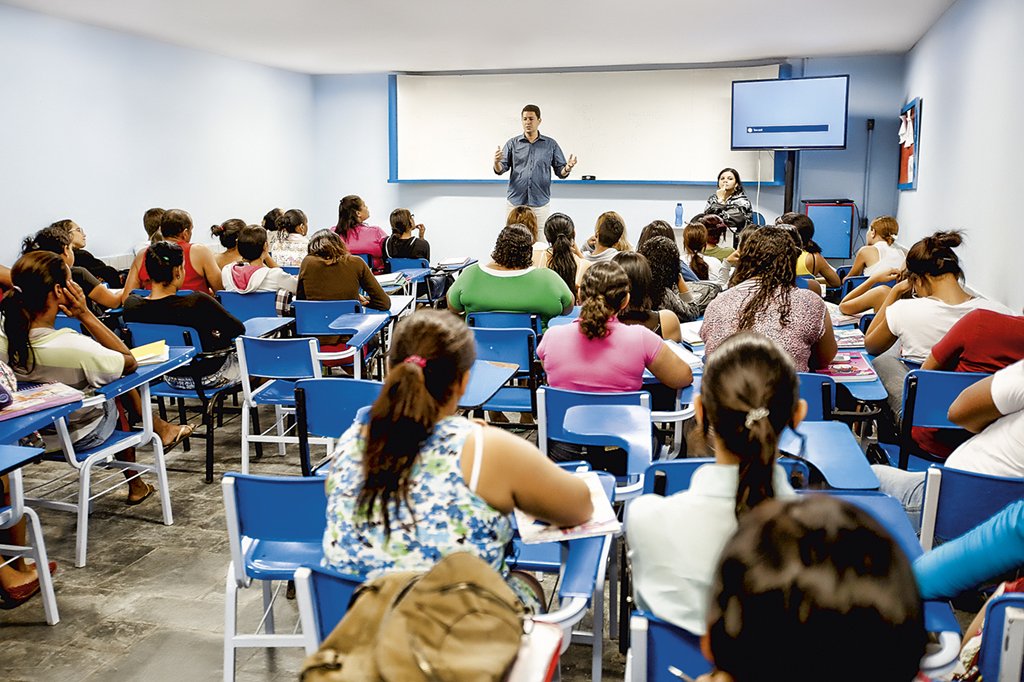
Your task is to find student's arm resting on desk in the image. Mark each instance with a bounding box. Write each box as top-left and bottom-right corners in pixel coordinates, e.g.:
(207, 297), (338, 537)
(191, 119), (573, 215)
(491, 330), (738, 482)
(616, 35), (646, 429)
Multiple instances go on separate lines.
(59, 279), (137, 375)
(466, 425), (593, 527)
(864, 280), (911, 356)
(357, 259), (391, 311)
(948, 361), (1024, 432)
(647, 343), (694, 389)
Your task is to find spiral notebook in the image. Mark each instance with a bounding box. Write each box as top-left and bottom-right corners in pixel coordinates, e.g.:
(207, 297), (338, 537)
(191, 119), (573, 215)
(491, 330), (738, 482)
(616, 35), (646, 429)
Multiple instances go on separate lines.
(815, 352), (878, 383)
(0, 382), (84, 422)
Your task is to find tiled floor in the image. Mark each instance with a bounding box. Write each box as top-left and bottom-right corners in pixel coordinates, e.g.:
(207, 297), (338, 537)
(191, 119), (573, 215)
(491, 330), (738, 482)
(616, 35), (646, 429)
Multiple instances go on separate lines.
(1, 407), (625, 681)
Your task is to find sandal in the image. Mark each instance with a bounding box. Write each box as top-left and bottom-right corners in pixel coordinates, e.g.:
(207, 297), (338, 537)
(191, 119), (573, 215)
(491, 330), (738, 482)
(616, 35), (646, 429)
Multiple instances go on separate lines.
(126, 482), (157, 506)
(161, 424), (195, 451)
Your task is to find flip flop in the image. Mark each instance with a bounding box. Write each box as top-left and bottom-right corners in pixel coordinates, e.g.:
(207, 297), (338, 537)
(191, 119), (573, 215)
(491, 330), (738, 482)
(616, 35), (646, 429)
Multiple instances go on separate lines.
(126, 482), (157, 506)
(161, 424), (195, 451)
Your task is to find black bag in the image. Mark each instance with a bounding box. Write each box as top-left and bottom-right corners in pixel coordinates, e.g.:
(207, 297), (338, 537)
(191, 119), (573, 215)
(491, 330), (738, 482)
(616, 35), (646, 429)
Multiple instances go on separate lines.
(687, 281), (722, 316)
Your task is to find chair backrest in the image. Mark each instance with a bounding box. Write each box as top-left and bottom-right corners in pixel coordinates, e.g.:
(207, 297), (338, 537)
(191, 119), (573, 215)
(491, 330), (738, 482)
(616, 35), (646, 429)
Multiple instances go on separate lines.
(295, 378), (383, 440)
(795, 275), (814, 289)
(978, 593), (1024, 681)
(899, 370), (989, 467)
(472, 327), (537, 378)
(643, 458), (810, 496)
(631, 611), (713, 681)
(218, 290), (278, 321)
(223, 473), (328, 545)
(388, 257), (429, 272)
(920, 466), (1024, 549)
(467, 311), (543, 336)
(130, 289), (193, 298)
(126, 321), (203, 352)
(840, 275), (869, 298)
(281, 265), (300, 276)
(836, 265), (852, 280)
(537, 385), (648, 455)
(236, 336), (320, 382)
(53, 313), (84, 333)
(293, 299), (364, 336)
(751, 211), (766, 226)
(356, 253), (372, 268)
(798, 372), (835, 421)
(858, 313), (875, 333)
(295, 564), (364, 645)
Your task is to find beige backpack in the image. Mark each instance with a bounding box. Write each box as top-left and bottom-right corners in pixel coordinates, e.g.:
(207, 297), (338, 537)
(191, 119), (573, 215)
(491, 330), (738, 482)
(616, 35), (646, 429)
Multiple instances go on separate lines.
(300, 552), (526, 681)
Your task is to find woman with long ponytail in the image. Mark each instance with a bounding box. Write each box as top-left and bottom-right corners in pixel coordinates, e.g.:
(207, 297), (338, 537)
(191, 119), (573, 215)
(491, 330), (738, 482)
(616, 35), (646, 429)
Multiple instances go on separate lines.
(627, 331), (806, 635)
(542, 212), (582, 296)
(323, 309), (592, 607)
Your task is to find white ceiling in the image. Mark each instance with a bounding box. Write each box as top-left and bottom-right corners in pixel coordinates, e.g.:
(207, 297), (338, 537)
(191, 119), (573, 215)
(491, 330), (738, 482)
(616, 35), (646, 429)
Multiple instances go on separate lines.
(1, 0), (957, 74)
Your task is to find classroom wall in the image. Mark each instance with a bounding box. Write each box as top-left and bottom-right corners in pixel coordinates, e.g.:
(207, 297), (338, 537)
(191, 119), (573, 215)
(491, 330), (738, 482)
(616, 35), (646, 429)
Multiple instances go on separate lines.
(0, 4), (316, 267)
(897, 0), (1020, 311)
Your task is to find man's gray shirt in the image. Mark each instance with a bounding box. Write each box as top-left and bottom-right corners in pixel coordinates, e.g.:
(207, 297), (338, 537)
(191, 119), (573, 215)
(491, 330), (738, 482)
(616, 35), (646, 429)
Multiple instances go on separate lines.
(496, 133), (567, 207)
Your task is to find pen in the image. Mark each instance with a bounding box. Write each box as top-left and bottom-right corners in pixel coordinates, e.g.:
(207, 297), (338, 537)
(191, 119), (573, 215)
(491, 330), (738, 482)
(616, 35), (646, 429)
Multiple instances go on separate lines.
(667, 666), (695, 681)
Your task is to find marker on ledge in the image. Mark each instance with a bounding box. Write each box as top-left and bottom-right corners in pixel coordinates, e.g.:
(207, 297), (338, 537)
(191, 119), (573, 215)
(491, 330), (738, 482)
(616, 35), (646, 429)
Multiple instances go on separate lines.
(581, 175), (596, 181)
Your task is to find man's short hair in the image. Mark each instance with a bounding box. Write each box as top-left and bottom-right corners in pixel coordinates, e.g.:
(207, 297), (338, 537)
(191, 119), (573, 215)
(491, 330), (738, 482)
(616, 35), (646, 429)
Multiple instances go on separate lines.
(596, 213), (625, 248)
(237, 225), (268, 262)
(522, 104), (541, 119)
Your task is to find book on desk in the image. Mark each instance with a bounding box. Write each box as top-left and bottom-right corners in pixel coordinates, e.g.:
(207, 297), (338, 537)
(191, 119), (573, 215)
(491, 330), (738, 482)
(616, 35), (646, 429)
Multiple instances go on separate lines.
(0, 382), (83, 422)
(825, 302), (866, 327)
(815, 351), (878, 383)
(679, 320), (703, 346)
(131, 340), (169, 366)
(437, 256), (472, 268)
(375, 271), (410, 287)
(835, 329), (866, 349)
(515, 472), (620, 544)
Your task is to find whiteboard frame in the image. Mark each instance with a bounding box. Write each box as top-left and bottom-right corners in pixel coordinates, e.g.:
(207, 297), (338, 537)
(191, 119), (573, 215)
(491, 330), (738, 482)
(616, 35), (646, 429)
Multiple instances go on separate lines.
(386, 71), (787, 186)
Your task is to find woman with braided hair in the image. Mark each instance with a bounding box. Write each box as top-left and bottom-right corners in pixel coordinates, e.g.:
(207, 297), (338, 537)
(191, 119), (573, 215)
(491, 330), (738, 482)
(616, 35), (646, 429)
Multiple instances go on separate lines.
(540, 212), (583, 297)
(700, 226), (837, 372)
(627, 332), (806, 635)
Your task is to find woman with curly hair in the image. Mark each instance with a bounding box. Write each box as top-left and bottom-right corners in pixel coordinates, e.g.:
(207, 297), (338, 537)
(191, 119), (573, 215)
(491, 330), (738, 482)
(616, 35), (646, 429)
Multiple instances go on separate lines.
(700, 226), (837, 372)
(637, 236), (699, 322)
(334, 195), (388, 273)
(447, 224), (573, 323)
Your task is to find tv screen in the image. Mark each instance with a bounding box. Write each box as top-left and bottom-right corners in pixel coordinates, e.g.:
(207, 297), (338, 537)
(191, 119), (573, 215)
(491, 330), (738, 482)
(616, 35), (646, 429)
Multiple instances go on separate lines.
(731, 76), (850, 150)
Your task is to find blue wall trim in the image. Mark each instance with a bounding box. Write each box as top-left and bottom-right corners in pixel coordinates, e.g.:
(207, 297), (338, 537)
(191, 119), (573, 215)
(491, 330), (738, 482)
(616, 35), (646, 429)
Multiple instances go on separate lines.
(387, 74), (398, 182)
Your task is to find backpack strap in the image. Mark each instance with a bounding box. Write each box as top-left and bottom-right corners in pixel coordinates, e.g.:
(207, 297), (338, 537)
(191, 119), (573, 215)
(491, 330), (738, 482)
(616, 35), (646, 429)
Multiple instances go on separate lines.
(468, 423), (485, 494)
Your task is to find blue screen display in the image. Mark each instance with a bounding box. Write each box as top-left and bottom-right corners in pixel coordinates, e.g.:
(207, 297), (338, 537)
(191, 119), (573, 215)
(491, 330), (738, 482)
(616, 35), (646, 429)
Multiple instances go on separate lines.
(732, 76), (849, 150)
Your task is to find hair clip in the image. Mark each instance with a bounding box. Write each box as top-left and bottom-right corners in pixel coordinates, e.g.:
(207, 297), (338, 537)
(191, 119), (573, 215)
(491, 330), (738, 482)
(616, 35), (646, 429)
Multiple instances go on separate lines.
(744, 406), (769, 429)
(404, 355), (427, 368)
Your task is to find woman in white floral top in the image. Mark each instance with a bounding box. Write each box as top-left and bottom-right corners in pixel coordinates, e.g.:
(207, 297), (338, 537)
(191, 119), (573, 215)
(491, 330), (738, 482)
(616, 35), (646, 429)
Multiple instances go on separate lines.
(322, 309), (592, 607)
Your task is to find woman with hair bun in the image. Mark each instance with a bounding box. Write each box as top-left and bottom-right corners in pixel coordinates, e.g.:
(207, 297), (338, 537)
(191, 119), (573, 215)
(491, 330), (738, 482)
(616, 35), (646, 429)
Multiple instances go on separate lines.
(865, 230), (1012, 414)
(322, 309), (592, 608)
(846, 215), (905, 279)
(212, 219), (249, 270)
(627, 332), (805, 635)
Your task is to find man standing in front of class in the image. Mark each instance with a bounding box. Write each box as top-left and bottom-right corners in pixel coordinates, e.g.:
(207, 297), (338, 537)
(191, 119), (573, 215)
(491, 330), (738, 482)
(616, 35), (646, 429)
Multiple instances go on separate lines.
(494, 104), (577, 227)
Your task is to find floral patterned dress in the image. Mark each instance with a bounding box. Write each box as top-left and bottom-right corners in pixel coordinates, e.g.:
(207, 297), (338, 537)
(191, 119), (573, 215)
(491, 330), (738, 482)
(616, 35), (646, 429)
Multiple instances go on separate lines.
(322, 415), (513, 578)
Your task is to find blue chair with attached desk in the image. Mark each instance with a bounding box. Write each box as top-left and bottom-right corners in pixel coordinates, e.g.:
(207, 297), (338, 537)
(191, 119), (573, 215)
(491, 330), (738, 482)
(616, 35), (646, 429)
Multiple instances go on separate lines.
(222, 473), (327, 681)
(236, 336), (321, 475)
(293, 564), (363, 654)
(977, 592), (1024, 680)
(919, 466), (1024, 551)
(797, 372), (881, 427)
(386, 256), (438, 306)
(468, 311), (544, 336)
(126, 322), (241, 483)
(294, 377), (383, 476)
(471, 327), (540, 425)
(0, 444), (59, 623)
(218, 291), (279, 322)
(293, 300), (382, 377)
(628, 611), (711, 681)
(885, 369), (990, 471)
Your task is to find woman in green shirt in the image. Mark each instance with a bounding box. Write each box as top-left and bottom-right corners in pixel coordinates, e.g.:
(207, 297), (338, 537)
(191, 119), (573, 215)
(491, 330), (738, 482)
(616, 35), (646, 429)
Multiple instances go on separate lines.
(447, 224), (573, 324)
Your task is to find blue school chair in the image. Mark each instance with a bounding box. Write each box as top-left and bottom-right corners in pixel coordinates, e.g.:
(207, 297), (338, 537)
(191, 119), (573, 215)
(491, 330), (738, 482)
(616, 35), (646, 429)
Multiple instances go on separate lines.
(281, 265), (300, 276)
(126, 322), (241, 483)
(467, 311), (544, 336)
(293, 300), (380, 373)
(797, 372), (881, 426)
(642, 458), (810, 497)
(891, 370), (990, 470)
(0, 444), (59, 624)
(471, 327), (540, 423)
(386, 256), (439, 306)
(795, 274), (814, 289)
(978, 592), (1024, 680)
(919, 467), (1024, 551)
(751, 211), (767, 226)
(235, 336), (321, 474)
(222, 473), (327, 681)
(218, 290), (278, 321)
(293, 564), (364, 653)
(294, 377), (383, 476)
(836, 265), (852, 280)
(858, 312), (875, 333)
(627, 611), (711, 681)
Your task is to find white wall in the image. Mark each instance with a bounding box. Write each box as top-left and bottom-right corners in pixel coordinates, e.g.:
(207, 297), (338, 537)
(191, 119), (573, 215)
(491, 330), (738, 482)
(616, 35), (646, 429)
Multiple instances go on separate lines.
(0, 4), (316, 267)
(898, 0), (1021, 311)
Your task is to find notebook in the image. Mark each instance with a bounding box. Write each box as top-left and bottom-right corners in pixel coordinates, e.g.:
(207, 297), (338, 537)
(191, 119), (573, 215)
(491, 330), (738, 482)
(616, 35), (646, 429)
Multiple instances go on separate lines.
(514, 472), (620, 544)
(665, 341), (704, 371)
(375, 272), (409, 287)
(437, 256), (472, 267)
(679, 320), (704, 346)
(0, 382), (84, 422)
(825, 302), (865, 327)
(815, 352), (878, 383)
(835, 329), (866, 349)
(131, 340), (169, 366)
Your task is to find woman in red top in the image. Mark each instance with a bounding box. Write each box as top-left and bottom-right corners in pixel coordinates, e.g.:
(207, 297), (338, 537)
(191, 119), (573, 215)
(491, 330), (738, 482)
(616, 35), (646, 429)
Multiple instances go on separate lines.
(334, 195), (388, 273)
(122, 209), (223, 298)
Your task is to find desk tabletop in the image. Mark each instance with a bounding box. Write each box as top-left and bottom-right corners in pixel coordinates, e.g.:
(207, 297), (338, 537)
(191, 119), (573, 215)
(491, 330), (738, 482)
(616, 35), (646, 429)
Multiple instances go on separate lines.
(393, 267), (432, 283)
(97, 347), (197, 400)
(328, 312), (391, 348)
(781, 421), (879, 490)
(0, 400), (83, 445)
(562, 404), (653, 476)
(389, 295), (416, 318)
(459, 360), (518, 409)
(436, 258), (478, 273)
(0, 443), (45, 477)
(244, 317), (294, 339)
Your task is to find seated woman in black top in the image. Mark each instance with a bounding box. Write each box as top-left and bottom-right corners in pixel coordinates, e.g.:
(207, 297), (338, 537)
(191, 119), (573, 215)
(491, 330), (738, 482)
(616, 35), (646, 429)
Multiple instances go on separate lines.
(611, 251), (682, 343)
(382, 208), (430, 261)
(23, 226), (122, 313)
(122, 241), (245, 390)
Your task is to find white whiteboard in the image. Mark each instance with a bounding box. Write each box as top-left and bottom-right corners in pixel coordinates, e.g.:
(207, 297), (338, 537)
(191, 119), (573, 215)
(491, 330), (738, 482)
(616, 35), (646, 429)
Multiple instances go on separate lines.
(394, 66), (779, 184)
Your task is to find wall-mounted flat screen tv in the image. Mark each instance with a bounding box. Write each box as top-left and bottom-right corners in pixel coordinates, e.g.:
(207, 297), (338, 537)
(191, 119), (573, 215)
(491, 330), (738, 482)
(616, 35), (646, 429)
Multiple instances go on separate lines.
(732, 75), (850, 150)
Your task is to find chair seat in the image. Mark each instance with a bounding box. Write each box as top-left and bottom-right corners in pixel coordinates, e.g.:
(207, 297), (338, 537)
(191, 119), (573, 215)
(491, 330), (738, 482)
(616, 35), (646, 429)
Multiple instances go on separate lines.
(245, 539), (324, 581)
(877, 442), (934, 472)
(149, 379), (240, 400)
(510, 539), (561, 572)
(251, 380), (297, 406)
(482, 386), (532, 413)
(42, 430), (143, 463)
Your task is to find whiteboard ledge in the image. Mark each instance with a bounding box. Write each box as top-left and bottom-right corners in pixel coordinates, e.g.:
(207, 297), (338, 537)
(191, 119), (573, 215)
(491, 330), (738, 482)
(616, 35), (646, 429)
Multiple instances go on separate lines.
(388, 178), (783, 187)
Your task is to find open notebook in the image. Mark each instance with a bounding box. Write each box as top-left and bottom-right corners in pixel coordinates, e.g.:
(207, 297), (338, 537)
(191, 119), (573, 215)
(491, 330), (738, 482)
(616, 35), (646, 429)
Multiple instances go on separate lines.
(515, 472), (620, 544)
(815, 351), (878, 383)
(0, 382), (84, 422)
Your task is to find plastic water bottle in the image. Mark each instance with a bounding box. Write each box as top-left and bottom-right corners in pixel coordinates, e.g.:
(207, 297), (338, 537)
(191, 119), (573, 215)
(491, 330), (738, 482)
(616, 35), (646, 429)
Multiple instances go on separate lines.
(674, 203), (684, 227)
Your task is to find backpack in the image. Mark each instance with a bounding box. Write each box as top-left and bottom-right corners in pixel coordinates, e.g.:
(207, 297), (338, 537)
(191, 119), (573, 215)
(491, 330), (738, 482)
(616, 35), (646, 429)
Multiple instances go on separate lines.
(300, 552), (526, 682)
(687, 280), (722, 315)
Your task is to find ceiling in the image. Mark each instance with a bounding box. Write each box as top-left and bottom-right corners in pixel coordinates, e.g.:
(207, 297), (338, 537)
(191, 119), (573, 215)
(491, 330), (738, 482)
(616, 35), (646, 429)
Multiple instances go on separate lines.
(1, 0), (957, 74)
